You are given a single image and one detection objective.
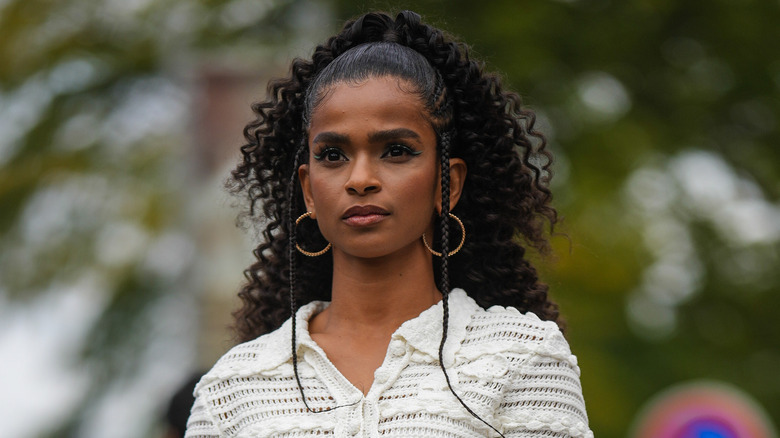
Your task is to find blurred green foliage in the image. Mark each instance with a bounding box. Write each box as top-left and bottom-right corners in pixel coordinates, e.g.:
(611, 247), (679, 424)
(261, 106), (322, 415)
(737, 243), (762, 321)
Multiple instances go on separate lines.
(0, 0), (322, 436)
(2, 0), (779, 437)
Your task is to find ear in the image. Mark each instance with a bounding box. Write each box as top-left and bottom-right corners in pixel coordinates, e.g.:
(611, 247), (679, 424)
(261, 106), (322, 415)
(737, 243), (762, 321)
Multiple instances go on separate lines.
(298, 163), (316, 218)
(435, 158), (467, 213)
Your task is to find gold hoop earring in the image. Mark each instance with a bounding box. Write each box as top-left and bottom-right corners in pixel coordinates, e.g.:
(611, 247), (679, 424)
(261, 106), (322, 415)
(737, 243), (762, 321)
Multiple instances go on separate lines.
(295, 212), (331, 257)
(422, 213), (465, 257)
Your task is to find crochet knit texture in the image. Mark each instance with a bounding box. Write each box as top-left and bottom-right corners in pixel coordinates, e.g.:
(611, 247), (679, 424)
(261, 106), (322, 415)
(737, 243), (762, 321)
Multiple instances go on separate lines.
(185, 289), (593, 437)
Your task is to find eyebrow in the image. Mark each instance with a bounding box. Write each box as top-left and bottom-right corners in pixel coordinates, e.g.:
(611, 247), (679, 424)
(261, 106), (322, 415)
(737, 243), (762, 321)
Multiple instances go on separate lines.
(311, 132), (348, 144)
(368, 128), (421, 143)
(311, 128), (422, 144)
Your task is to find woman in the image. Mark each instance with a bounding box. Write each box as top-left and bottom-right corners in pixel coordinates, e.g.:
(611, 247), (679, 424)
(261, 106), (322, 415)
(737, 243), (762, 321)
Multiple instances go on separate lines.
(186, 11), (592, 438)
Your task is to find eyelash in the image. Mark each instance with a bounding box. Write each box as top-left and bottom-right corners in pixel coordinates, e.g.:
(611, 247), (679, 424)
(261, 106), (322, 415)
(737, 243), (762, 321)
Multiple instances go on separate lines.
(312, 147), (345, 162)
(382, 144), (422, 159)
(313, 144), (422, 162)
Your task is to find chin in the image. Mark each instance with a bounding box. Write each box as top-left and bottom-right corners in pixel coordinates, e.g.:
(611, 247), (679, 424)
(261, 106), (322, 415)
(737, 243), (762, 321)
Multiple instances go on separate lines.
(343, 242), (426, 260)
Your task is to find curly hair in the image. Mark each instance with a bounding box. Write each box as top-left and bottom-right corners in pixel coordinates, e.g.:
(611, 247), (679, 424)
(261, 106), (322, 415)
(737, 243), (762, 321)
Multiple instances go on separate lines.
(229, 11), (562, 434)
(230, 10), (560, 343)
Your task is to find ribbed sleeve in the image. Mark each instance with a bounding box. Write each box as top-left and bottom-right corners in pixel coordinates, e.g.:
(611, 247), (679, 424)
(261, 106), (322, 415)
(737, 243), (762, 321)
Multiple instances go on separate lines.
(500, 326), (593, 438)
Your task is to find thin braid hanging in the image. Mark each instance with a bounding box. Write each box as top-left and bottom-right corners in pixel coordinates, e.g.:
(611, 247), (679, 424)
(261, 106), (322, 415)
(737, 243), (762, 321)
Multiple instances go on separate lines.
(436, 127), (506, 438)
(287, 143), (312, 412)
(288, 143), (358, 414)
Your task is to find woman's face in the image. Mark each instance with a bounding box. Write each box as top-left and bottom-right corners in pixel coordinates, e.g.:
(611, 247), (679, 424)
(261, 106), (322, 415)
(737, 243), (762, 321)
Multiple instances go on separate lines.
(299, 76), (461, 260)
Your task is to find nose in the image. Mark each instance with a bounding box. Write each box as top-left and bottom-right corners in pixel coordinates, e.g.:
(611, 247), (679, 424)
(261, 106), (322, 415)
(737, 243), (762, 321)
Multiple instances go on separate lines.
(345, 155), (381, 195)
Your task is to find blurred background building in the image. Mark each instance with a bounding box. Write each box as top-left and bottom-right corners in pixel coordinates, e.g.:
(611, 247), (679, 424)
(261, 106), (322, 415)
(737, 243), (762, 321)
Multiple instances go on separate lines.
(0, 0), (778, 437)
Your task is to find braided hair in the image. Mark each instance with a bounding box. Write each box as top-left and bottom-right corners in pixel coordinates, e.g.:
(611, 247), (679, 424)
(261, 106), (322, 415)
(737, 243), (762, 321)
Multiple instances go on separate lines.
(229, 10), (560, 435)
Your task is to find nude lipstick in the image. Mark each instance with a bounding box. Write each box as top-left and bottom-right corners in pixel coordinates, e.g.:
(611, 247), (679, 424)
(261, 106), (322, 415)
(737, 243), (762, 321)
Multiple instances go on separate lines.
(342, 205), (389, 227)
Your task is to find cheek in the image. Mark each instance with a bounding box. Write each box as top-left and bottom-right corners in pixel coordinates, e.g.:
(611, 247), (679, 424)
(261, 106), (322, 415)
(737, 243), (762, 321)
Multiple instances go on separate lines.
(397, 168), (439, 209)
(308, 173), (340, 210)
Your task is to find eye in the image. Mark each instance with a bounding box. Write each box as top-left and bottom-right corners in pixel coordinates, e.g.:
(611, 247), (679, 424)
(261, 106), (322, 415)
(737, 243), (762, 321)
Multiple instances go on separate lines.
(381, 144), (421, 160)
(314, 147), (347, 163)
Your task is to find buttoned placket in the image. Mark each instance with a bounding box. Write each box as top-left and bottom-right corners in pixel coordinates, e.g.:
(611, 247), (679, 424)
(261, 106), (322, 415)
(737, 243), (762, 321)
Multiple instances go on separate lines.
(300, 333), (412, 437)
(363, 336), (410, 437)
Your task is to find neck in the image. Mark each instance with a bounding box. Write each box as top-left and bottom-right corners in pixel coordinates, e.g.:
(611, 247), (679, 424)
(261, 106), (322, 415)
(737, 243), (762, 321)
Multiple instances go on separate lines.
(315, 242), (441, 334)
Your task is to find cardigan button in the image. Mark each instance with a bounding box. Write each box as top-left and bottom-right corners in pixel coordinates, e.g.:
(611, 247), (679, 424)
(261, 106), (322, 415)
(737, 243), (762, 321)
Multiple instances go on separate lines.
(389, 340), (406, 357)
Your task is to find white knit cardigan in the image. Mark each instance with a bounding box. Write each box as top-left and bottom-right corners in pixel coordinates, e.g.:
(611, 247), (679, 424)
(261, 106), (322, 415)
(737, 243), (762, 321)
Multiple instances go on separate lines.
(185, 289), (593, 438)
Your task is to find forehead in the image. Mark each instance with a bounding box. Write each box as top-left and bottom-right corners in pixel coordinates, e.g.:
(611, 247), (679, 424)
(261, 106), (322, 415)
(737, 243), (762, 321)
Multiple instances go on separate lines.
(308, 76), (430, 128)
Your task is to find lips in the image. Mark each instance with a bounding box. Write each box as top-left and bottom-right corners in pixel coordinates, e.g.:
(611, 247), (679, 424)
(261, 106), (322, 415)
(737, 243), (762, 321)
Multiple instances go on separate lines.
(342, 205), (390, 226)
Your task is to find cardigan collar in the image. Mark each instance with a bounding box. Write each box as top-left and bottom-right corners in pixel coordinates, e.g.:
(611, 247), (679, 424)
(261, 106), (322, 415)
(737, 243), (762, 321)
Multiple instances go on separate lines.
(200, 290), (481, 387)
(393, 289), (477, 366)
(283, 288), (478, 367)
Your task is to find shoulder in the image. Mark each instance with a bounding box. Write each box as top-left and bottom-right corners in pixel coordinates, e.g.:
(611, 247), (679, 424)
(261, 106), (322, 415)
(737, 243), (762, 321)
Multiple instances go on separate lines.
(194, 319), (293, 394)
(458, 294), (578, 371)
